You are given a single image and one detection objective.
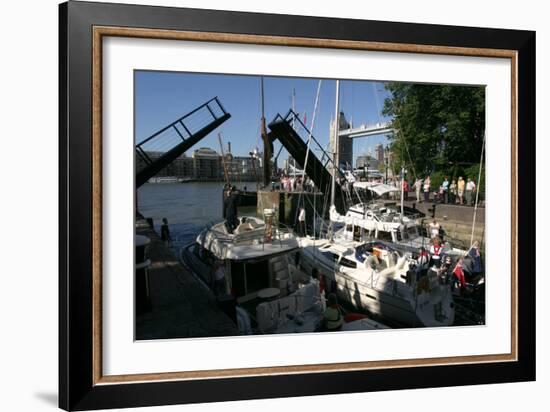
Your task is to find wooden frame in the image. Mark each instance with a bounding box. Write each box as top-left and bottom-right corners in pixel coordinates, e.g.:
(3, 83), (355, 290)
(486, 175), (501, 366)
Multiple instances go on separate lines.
(59, 1), (535, 410)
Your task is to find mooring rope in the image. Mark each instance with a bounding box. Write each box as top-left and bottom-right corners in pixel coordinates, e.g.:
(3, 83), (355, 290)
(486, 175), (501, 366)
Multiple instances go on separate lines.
(293, 80), (323, 226)
(470, 131), (486, 247)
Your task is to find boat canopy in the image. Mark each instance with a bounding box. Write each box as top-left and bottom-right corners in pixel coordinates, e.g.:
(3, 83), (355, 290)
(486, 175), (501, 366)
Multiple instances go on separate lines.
(353, 182), (399, 196)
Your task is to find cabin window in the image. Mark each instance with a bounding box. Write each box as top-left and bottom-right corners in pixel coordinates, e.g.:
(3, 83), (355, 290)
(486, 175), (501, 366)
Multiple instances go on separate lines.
(230, 262), (247, 297)
(407, 226), (418, 237)
(339, 257), (357, 269)
(396, 229), (410, 241)
(320, 250), (339, 263)
(377, 230), (394, 242)
(245, 260), (270, 293)
(230, 260), (270, 297)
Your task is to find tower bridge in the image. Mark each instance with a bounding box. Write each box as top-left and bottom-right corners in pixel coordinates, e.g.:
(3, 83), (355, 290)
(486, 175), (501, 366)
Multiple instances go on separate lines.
(338, 121), (394, 139)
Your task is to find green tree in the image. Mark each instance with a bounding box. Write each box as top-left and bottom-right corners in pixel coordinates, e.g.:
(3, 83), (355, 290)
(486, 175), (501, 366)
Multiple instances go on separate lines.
(382, 83), (485, 181)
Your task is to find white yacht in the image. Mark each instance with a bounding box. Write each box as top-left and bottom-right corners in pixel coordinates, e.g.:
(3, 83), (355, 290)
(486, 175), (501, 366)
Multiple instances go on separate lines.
(331, 181), (467, 256)
(181, 215), (299, 303)
(181, 214), (390, 334)
(297, 236), (456, 327)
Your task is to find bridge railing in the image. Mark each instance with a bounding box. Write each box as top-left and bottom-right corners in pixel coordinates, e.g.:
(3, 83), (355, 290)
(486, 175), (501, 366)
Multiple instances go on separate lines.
(339, 120), (393, 137)
(135, 97), (228, 169)
(274, 109), (346, 180)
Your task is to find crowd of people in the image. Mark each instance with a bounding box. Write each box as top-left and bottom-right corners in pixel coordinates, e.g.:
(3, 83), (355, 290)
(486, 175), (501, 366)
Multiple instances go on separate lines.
(415, 218), (483, 293)
(409, 175), (479, 206)
(279, 174), (316, 192)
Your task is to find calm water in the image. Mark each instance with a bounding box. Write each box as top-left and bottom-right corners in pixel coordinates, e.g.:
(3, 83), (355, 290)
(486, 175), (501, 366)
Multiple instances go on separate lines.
(137, 182), (257, 249)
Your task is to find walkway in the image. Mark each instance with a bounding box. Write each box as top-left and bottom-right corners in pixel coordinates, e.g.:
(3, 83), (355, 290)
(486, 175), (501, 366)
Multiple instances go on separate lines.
(136, 219), (238, 340)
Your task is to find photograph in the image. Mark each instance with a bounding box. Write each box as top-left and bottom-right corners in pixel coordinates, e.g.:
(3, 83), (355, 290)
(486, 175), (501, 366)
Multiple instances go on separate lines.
(134, 71), (486, 340)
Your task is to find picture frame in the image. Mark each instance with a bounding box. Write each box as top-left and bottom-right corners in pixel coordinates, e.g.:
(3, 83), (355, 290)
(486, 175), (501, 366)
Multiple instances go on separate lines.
(59, 1), (536, 410)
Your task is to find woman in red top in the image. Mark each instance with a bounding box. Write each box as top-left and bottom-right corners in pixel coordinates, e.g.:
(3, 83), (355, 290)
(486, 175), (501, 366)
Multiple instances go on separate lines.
(430, 237), (443, 268)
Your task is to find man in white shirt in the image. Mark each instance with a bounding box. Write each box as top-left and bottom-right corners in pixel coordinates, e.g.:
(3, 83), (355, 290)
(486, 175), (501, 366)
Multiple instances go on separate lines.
(413, 178), (423, 203)
(465, 178), (476, 206)
(428, 219), (441, 239)
(298, 207), (306, 237)
(441, 176), (450, 203)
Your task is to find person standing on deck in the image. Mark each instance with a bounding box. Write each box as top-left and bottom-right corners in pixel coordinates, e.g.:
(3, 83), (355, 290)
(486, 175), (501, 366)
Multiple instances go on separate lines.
(430, 236), (444, 268)
(224, 186), (239, 234)
(423, 176), (431, 202)
(468, 241), (483, 277)
(452, 256), (467, 292)
(212, 260), (226, 297)
(457, 176), (466, 205)
(322, 293), (344, 331)
(160, 218), (171, 246)
(311, 268), (326, 311)
(298, 207), (306, 237)
(428, 219), (441, 239)
(417, 247), (430, 270)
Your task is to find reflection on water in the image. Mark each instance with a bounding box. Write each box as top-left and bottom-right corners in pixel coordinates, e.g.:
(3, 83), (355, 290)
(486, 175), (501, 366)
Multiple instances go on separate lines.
(137, 182), (257, 249)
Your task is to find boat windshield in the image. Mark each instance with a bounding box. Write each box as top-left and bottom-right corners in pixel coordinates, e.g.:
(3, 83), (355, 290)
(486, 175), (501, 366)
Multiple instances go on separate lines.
(395, 225), (420, 242)
(339, 257), (357, 268)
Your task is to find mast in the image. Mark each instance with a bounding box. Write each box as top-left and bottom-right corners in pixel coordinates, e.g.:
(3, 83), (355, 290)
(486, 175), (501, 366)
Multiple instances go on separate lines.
(292, 88), (298, 181)
(331, 80), (340, 208)
(470, 131), (486, 246)
(260, 77), (271, 187)
(218, 133), (230, 186)
(400, 166), (405, 218)
(329, 80), (340, 242)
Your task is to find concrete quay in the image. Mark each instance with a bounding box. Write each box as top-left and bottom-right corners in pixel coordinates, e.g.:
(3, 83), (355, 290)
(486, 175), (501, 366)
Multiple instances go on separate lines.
(135, 219), (238, 340)
(403, 199), (485, 246)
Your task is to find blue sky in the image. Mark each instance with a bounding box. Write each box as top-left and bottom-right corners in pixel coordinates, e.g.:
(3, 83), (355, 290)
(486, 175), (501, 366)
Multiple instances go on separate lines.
(135, 71), (393, 166)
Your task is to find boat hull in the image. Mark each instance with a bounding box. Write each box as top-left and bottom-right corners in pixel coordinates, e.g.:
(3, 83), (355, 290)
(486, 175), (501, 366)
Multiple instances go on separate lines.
(297, 241), (455, 328)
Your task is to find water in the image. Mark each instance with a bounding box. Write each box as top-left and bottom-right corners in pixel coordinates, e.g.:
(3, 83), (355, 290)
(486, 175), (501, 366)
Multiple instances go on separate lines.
(137, 182), (257, 250)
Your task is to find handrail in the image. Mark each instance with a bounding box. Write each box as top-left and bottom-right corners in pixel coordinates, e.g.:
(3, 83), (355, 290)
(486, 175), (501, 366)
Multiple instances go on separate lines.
(209, 221), (296, 246)
(136, 96), (226, 148)
(277, 109), (347, 180)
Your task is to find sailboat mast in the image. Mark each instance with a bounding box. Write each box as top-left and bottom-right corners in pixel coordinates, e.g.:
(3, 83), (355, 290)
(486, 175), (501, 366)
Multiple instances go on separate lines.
(400, 166), (405, 218)
(292, 87), (296, 180)
(331, 80), (340, 208)
(260, 77), (271, 187)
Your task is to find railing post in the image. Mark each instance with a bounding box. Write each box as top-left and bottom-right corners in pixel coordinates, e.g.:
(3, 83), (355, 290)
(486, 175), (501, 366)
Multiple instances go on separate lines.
(172, 124), (186, 141)
(136, 147), (152, 165)
(215, 97), (227, 115)
(205, 103), (217, 119)
(179, 120), (192, 137)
